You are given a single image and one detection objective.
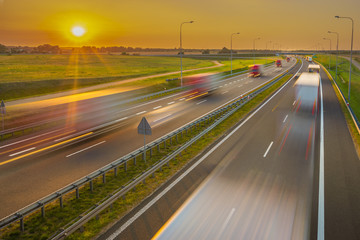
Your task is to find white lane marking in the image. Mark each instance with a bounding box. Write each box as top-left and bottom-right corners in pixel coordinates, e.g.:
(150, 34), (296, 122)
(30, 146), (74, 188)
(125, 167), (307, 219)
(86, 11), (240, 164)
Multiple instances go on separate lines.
(153, 106), (162, 110)
(9, 147), (36, 157)
(0, 129), (60, 149)
(218, 208), (236, 237)
(136, 111), (147, 115)
(225, 84), (228, 86)
(66, 141), (106, 158)
(107, 61), (303, 240)
(153, 114), (172, 123)
(179, 98), (185, 101)
(283, 114), (288, 123)
(167, 101), (175, 105)
(115, 117), (128, 122)
(196, 100), (207, 105)
(219, 85), (223, 88)
(222, 91), (229, 94)
(292, 100), (296, 106)
(317, 75), (325, 240)
(238, 85), (243, 88)
(263, 141), (273, 158)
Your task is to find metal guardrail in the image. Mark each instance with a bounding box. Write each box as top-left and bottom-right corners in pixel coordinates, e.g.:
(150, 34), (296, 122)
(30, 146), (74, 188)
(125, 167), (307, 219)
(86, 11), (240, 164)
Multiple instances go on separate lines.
(316, 61), (360, 134)
(0, 60), (295, 236)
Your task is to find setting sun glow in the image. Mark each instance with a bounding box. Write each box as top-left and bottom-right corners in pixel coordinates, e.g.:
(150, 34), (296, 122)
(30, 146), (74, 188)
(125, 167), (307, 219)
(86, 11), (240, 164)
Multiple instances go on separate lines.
(71, 26), (86, 37)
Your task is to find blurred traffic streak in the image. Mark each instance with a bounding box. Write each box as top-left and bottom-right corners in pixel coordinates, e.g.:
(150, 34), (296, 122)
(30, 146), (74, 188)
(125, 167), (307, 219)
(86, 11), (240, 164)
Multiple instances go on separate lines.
(153, 62), (317, 240)
(0, 61), (296, 218)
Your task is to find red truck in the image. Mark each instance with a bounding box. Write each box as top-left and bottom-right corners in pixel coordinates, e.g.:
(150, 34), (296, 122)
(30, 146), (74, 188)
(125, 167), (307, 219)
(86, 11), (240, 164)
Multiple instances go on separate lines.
(249, 64), (263, 77)
(276, 60), (282, 67)
(286, 57), (290, 62)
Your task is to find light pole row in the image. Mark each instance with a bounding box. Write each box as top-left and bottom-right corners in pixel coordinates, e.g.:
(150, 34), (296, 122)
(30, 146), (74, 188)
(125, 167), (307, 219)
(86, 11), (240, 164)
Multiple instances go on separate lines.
(180, 20), (194, 87)
(231, 32), (240, 75)
(335, 15), (354, 102)
(328, 31), (339, 83)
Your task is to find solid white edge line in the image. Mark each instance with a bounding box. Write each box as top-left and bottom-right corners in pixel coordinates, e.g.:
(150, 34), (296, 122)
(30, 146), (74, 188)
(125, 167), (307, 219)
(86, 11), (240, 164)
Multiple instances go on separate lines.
(153, 106), (162, 110)
(107, 60), (303, 240)
(196, 100), (207, 105)
(9, 147), (36, 157)
(293, 100), (296, 106)
(263, 141), (273, 158)
(66, 141), (106, 158)
(283, 114), (288, 123)
(317, 75), (325, 240)
(0, 129), (61, 149)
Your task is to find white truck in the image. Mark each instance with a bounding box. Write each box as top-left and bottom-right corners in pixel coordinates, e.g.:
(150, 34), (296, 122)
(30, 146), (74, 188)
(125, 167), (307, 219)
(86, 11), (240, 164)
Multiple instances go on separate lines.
(295, 72), (320, 114)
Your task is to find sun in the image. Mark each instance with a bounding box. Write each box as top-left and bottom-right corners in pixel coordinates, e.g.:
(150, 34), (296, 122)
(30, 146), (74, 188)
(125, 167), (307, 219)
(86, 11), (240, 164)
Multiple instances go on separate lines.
(71, 26), (86, 37)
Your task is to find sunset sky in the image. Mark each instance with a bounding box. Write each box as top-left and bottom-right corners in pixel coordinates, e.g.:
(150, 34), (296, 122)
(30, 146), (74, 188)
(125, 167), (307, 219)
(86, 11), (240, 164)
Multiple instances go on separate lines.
(0, 0), (359, 50)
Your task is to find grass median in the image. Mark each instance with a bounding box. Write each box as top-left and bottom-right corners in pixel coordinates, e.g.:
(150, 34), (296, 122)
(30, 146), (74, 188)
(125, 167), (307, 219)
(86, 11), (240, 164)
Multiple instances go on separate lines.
(0, 71), (293, 240)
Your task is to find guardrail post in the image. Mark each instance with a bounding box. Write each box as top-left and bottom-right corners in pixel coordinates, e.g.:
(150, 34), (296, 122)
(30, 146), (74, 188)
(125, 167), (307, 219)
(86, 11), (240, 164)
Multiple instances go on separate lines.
(41, 205), (45, 217)
(90, 180), (93, 192)
(76, 187), (80, 199)
(59, 195), (63, 208)
(170, 137), (172, 145)
(102, 173), (106, 184)
(157, 144), (160, 152)
(163, 140), (166, 149)
(124, 161), (127, 172)
(20, 217), (24, 232)
(150, 148), (153, 157)
(114, 167), (118, 177)
(133, 156), (136, 166)
(176, 134), (179, 143)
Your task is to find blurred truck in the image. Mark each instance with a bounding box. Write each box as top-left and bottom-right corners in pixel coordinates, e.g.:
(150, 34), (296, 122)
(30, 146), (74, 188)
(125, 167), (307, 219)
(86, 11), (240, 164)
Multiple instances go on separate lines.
(248, 64), (263, 77)
(275, 60), (282, 67)
(295, 72), (320, 114)
(183, 73), (217, 96)
(286, 57), (290, 62)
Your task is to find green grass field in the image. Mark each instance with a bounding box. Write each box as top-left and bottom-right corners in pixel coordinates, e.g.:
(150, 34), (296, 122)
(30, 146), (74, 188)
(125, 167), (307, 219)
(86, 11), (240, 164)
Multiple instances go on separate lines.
(0, 54), (274, 101)
(316, 55), (360, 119)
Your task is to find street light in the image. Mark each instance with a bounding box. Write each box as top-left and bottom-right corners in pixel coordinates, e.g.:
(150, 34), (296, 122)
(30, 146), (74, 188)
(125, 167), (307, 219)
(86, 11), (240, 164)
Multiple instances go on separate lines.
(335, 15), (354, 102)
(328, 31), (339, 82)
(180, 20), (194, 87)
(253, 37), (260, 64)
(230, 32), (240, 75)
(323, 37), (331, 69)
(266, 41), (272, 64)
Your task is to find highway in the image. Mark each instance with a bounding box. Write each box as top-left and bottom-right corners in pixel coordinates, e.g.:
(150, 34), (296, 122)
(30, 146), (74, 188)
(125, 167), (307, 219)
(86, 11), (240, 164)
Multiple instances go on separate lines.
(0, 60), (295, 218)
(99, 59), (360, 240)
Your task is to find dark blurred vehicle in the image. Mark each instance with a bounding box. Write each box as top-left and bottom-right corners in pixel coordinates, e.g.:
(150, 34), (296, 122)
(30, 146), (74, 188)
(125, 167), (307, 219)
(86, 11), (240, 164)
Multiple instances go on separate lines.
(276, 59), (282, 67)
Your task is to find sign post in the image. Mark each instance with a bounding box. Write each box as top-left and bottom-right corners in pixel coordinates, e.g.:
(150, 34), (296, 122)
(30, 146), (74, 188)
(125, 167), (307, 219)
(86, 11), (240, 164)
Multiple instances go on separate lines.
(137, 117), (152, 163)
(0, 100), (5, 132)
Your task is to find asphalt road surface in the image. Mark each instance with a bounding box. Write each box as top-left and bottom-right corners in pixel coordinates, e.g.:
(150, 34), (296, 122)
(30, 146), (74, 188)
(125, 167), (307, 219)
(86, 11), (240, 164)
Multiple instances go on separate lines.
(99, 59), (359, 240)
(0, 60), (295, 218)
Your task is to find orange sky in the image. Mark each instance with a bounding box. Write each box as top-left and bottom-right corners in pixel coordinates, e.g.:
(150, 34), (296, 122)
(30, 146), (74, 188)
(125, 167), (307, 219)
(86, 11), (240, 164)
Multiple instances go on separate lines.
(0, 0), (359, 50)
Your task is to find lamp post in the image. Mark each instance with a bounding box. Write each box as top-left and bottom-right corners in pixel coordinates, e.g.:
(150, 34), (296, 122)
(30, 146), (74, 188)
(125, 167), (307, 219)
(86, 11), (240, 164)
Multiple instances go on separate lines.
(253, 37), (260, 64)
(335, 15), (354, 102)
(266, 41), (272, 64)
(323, 37), (331, 69)
(230, 32), (240, 75)
(180, 20), (194, 87)
(328, 31), (339, 82)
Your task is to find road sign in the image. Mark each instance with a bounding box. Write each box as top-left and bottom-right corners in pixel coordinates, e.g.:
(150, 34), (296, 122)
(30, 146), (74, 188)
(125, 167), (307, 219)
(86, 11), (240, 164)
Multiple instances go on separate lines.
(138, 117), (152, 135)
(0, 100), (5, 115)
(138, 117), (152, 163)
